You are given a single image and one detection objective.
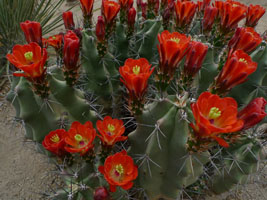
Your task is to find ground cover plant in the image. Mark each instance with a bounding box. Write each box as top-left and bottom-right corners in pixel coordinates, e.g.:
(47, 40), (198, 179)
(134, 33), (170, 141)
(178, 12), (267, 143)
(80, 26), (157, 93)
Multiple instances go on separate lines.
(5, 0), (267, 199)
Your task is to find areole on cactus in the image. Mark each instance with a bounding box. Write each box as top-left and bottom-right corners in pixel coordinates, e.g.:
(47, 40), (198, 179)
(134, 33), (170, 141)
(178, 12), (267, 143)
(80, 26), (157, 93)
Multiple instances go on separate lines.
(5, 0), (267, 199)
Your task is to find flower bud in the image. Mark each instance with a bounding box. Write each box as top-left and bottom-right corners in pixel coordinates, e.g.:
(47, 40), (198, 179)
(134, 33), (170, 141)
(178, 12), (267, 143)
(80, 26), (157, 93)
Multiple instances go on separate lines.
(93, 187), (110, 200)
(96, 16), (106, 42)
(62, 11), (75, 30)
(128, 7), (136, 28)
(184, 41), (208, 77)
(238, 97), (267, 130)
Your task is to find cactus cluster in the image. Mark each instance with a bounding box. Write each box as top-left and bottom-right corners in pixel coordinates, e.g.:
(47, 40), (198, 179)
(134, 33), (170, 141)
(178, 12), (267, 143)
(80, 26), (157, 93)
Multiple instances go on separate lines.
(5, 0), (267, 199)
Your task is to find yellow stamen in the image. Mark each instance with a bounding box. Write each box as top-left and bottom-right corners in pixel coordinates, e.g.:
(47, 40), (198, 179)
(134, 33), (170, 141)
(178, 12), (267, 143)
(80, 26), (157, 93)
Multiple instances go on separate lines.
(108, 124), (115, 133)
(170, 37), (180, 43)
(24, 51), (33, 62)
(239, 58), (247, 64)
(74, 134), (83, 142)
(208, 107), (221, 119)
(115, 164), (124, 175)
(133, 65), (141, 75)
(50, 134), (60, 143)
(52, 36), (56, 40)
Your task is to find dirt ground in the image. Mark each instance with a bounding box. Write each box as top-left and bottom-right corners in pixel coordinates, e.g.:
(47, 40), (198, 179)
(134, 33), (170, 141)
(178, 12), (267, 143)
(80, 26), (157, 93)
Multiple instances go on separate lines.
(0, 0), (266, 200)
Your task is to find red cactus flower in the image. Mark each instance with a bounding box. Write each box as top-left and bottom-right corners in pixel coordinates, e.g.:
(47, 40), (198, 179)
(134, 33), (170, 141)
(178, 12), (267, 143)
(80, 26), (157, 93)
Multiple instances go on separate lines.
(128, 7), (136, 28)
(219, 1), (247, 32)
(157, 30), (191, 79)
(228, 27), (262, 54)
(63, 31), (80, 70)
(93, 187), (110, 200)
(65, 121), (96, 156)
(6, 42), (47, 78)
(42, 129), (67, 156)
(119, 58), (154, 101)
(80, 0), (94, 16)
(190, 92), (244, 147)
(184, 41), (208, 77)
(202, 6), (218, 32)
(98, 150), (138, 192)
(102, 0), (120, 24)
(215, 50), (257, 93)
(96, 16), (106, 42)
(238, 97), (267, 130)
(246, 4), (266, 28)
(20, 21), (42, 47)
(174, 0), (197, 29)
(63, 11), (75, 30)
(48, 34), (63, 50)
(96, 116), (127, 146)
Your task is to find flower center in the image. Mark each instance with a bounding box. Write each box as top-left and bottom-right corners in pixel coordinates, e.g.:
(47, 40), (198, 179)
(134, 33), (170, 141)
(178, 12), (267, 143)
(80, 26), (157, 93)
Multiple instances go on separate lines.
(74, 134), (83, 142)
(50, 134), (60, 143)
(115, 164), (124, 176)
(52, 36), (56, 40)
(107, 124), (115, 136)
(24, 51), (33, 62)
(132, 65), (141, 75)
(239, 58), (247, 64)
(170, 37), (180, 43)
(208, 107), (221, 119)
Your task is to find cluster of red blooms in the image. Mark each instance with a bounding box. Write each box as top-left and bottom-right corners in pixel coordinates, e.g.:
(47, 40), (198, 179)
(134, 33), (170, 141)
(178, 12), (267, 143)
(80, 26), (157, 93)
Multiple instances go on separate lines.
(6, 20), (80, 81)
(42, 116), (137, 192)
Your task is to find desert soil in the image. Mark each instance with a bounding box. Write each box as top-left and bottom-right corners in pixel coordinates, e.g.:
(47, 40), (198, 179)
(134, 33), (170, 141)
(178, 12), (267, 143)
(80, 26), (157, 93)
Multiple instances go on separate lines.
(0, 0), (266, 200)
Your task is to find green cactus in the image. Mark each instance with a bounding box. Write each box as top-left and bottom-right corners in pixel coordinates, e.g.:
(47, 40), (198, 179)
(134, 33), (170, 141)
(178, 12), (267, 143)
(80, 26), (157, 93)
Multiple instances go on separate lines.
(5, 1), (267, 200)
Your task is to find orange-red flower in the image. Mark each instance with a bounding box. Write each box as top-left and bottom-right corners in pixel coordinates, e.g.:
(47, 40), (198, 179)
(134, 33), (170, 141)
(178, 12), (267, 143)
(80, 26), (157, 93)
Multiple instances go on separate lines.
(63, 31), (80, 70)
(96, 116), (127, 146)
(190, 92), (244, 147)
(202, 6), (218, 32)
(119, 58), (154, 101)
(63, 11), (75, 30)
(20, 21), (42, 47)
(246, 4), (266, 28)
(65, 121), (96, 156)
(102, 0), (120, 24)
(215, 50), (257, 93)
(228, 27), (262, 54)
(219, 1), (247, 32)
(174, 0), (197, 29)
(42, 129), (67, 156)
(6, 42), (47, 78)
(48, 34), (63, 50)
(157, 30), (190, 79)
(98, 150), (138, 192)
(184, 41), (208, 77)
(80, 0), (94, 16)
(238, 97), (267, 130)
